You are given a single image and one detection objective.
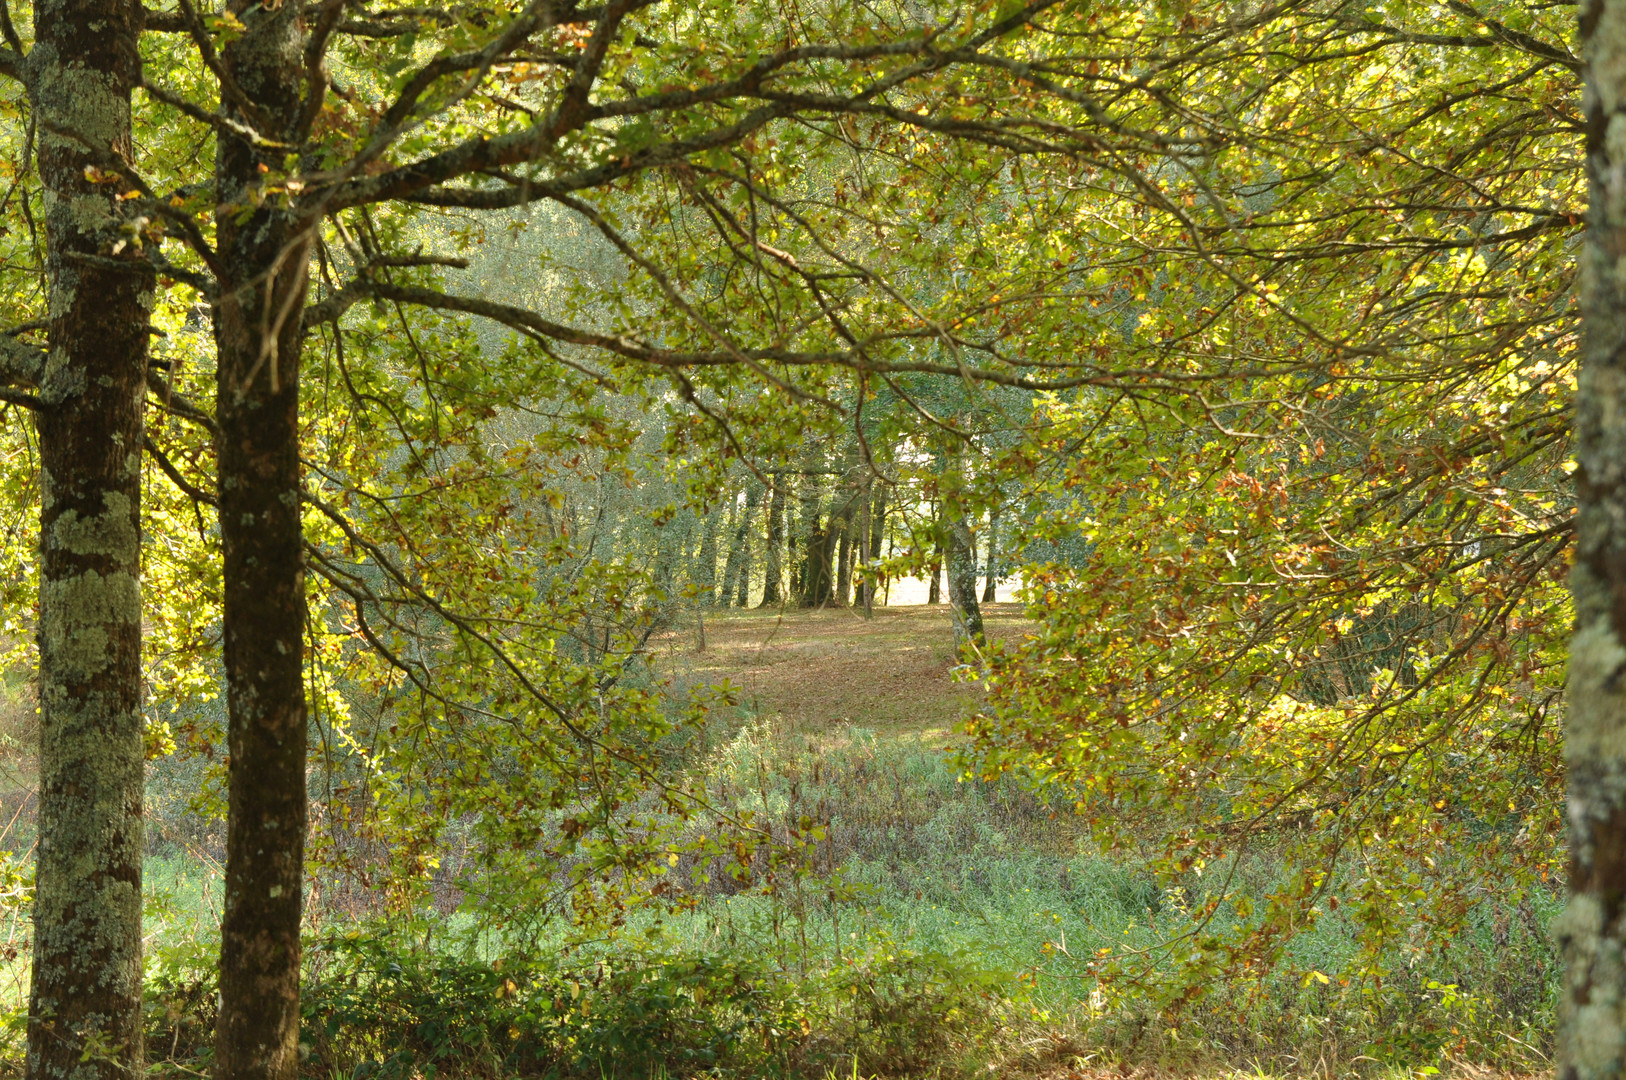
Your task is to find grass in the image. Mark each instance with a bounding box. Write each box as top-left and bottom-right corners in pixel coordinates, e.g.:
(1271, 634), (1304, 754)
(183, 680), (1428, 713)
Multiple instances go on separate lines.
(646, 603), (1560, 1076)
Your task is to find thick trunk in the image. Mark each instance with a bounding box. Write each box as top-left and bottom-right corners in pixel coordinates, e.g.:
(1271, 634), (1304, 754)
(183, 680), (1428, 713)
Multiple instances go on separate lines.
(28, 3), (149, 1074)
(760, 476), (786, 606)
(1564, 6), (1626, 1075)
(214, 5), (310, 1077)
(835, 514), (853, 606)
(981, 508), (1000, 603)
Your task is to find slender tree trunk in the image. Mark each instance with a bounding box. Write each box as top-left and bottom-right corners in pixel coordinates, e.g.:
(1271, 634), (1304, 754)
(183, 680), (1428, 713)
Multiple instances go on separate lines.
(28, 5), (150, 1074)
(1563, 9), (1626, 1076)
(981, 507), (1000, 603)
(214, 6), (311, 1076)
(820, 522), (840, 605)
(761, 476), (787, 606)
(865, 485), (887, 612)
(735, 482), (760, 608)
(928, 528), (943, 606)
(835, 496), (855, 607)
(719, 496), (742, 606)
(859, 481), (873, 617)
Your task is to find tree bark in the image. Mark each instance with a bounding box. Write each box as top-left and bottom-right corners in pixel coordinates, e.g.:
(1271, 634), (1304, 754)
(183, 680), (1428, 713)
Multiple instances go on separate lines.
(214, 5), (311, 1077)
(1562, 7), (1626, 1077)
(793, 458), (827, 606)
(735, 482), (760, 607)
(864, 485), (887, 612)
(28, 3), (150, 1074)
(928, 524), (943, 606)
(944, 514), (984, 647)
(834, 496), (855, 607)
(982, 507), (1000, 603)
(761, 476), (787, 606)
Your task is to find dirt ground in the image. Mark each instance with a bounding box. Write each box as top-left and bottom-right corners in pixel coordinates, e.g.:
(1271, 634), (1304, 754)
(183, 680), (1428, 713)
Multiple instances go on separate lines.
(655, 601), (1031, 735)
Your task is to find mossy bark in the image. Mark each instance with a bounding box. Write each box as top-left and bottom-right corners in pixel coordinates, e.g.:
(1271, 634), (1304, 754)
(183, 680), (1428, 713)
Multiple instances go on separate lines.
(943, 515), (983, 646)
(27, 1), (150, 1076)
(1563, 2), (1626, 1075)
(213, 4), (310, 1077)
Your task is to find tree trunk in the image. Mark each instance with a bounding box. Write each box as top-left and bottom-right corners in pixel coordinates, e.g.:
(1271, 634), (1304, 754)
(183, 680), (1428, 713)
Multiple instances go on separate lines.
(944, 514), (984, 647)
(835, 508), (854, 607)
(214, 6), (311, 1077)
(734, 482), (760, 608)
(761, 476), (787, 606)
(795, 461), (825, 606)
(1563, 9), (1626, 1077)
(28, 4), (150, 1074)
(719, 496), (742, 606)
(799, 519), (831, 607)
(864, 485), (887, 612)
(928, 529), (943, 606)
(981, 508), (1000, 603)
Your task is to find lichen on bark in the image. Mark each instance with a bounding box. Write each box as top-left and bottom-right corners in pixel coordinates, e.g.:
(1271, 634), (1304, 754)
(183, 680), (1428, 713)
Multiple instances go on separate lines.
(25, 0), (150, 1077)
(1563, 1), (1626, 1077)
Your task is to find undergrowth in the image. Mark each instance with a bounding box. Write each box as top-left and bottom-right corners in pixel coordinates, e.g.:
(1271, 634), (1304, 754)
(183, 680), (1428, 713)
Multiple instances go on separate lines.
(0, 690), (1563, 1078)
(106, 715), (1560, 1078)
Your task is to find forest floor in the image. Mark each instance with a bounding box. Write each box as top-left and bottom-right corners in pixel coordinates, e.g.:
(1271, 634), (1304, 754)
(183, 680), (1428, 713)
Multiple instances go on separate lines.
(648, 603), (1555, 1080)
(660, 600), (1030, 734)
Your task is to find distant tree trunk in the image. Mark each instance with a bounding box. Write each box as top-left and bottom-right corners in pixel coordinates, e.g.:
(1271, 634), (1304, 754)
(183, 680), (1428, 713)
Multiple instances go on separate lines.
(214, 3), (313, 1075)
(697, 507), (720, 606)
(864, 485), (888, 611)
(28, 3), (150, 1073)
(944, 515), (985, 647)
(835, 510), (854, 606)
(799, 519), (831, 607)
(795, 457), (826, 606)
(1561, 10), (1626, 1077)
(928, 528), (944, 605)
(734, 483), (760, 608)
(719, 497), (741, 605)
(761, 476), (787, 606)
(982, 507), (1000, 603)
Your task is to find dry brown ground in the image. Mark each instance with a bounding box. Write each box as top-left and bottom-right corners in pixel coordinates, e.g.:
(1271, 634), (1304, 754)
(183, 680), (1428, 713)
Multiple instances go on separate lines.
(654, 602), (1031, 735)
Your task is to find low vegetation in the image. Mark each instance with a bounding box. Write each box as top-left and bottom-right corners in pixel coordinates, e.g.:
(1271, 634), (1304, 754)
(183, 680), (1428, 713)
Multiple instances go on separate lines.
(0, 607), (1557, 1078)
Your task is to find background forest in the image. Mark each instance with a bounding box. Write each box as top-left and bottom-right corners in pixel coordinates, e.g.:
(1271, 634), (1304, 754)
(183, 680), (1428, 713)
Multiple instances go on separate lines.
(0, 0), (1580, 1076)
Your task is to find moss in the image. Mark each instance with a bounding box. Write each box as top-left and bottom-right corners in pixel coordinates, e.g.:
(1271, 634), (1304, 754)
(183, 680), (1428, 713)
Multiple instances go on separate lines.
(38, 570), (139, 681)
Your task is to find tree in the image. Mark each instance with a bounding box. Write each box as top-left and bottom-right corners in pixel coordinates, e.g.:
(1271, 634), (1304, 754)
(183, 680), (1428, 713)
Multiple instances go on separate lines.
(0, 1), (153, 1074)
(1561, 0), (1626, 1073)
(958, 0), (1577, 1012)
(116, 1), (1130, 1067)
